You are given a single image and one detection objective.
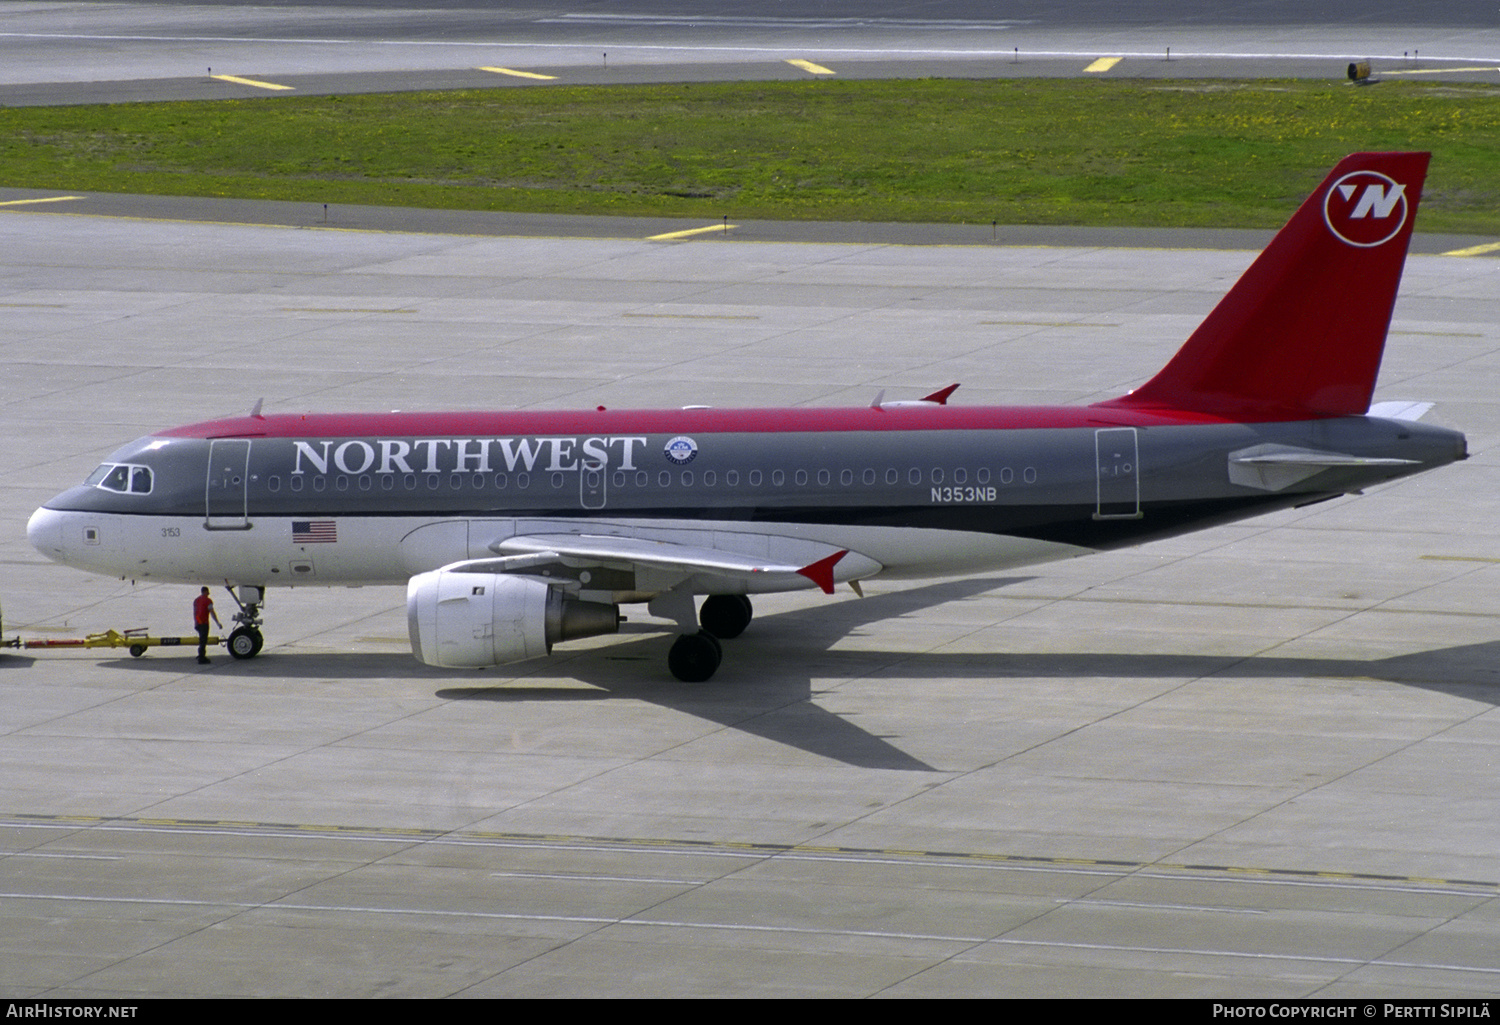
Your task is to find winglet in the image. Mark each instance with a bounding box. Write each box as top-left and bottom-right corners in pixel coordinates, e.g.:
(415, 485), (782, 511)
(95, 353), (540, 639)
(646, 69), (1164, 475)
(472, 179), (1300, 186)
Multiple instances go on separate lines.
(921, 383), (960, 405)
(797, 550), (848, 594)
(1097, 152), (1429, 421)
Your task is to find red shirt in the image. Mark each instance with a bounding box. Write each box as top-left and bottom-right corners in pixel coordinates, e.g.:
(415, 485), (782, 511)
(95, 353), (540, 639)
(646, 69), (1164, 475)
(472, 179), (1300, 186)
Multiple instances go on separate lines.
(193, 593), (214, 626)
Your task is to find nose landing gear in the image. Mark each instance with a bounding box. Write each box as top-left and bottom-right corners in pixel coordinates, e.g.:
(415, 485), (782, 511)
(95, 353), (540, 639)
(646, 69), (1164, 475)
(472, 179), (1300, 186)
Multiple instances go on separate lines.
(224, 584), (265, 659)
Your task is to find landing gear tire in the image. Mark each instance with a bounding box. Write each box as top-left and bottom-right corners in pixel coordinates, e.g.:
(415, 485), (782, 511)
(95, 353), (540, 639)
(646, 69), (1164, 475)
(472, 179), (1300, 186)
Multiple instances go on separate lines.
(227, 626), (263, 660)
(668, 630), (723, 682)
(699, 594), (753, 639)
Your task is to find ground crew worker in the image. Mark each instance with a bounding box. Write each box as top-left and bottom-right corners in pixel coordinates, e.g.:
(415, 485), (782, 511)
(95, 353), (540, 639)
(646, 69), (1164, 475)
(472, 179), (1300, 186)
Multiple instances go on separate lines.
(193, 587), (221, 663)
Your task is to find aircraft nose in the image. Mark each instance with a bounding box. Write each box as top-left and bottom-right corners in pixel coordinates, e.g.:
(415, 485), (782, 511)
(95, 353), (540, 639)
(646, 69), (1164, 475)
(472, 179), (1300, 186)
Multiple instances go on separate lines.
(27, 506), (63, 558)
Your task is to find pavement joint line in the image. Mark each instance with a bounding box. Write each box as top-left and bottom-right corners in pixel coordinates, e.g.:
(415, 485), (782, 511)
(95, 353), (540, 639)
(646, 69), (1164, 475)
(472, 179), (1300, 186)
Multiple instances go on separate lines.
(4, 813), (1495, 892)
(5, 197), (1486, 256)
(4, 34), (1498, 64)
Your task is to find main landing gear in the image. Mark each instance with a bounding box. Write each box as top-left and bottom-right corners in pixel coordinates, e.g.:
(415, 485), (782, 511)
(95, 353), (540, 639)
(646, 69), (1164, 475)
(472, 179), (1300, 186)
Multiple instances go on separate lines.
(667, 595), (754, 683)
(223, 584), (266, 660)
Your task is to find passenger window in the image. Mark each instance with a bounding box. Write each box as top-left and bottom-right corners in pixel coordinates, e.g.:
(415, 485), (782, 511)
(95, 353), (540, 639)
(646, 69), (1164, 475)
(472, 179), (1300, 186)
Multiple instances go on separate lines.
(795, 470), (808, 486)
(817, 469), (830, 486)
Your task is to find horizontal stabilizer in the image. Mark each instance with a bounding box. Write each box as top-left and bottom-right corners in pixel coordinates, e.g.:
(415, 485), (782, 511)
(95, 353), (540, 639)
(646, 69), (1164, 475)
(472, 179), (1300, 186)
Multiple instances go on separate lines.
(1228, 443), (1418, 491)
(1367, 400), (1434, 422)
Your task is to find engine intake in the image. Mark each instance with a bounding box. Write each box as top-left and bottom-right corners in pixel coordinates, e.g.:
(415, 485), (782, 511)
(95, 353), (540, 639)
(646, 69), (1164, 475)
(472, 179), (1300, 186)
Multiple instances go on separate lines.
(407, 569), (619, 668)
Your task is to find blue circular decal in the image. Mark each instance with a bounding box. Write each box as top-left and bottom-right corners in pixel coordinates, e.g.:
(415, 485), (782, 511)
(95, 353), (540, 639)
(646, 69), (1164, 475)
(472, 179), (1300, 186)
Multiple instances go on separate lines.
(664, 436), (698, 465)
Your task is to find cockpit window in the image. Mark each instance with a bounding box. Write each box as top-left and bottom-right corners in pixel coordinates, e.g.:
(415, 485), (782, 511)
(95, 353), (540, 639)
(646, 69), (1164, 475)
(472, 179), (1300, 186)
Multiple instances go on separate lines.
(87, 463), (153, 495)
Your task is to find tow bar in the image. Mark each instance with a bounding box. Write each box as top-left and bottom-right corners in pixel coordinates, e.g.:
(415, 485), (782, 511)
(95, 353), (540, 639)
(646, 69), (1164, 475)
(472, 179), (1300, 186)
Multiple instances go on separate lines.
(4, 628), (222, 658)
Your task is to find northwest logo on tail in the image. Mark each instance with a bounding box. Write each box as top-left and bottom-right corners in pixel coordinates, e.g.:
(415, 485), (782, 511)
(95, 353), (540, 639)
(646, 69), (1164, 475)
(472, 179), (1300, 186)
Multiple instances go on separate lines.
(1323, 170), (1409, 247)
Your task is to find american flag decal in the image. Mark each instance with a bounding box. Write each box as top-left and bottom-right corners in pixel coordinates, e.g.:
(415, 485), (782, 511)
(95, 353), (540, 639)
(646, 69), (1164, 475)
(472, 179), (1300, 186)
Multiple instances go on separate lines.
(292, 520), (337, 543)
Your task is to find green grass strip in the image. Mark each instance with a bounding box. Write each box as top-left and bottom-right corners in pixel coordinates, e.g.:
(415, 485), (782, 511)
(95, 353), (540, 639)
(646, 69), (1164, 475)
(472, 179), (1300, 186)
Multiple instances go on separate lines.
(2, 78), (1497, 232)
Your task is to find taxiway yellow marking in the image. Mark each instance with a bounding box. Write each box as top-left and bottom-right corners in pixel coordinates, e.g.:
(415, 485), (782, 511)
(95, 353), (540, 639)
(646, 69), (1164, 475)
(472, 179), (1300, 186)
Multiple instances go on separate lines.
(1383, 66), (1500, 76)
(1441, 240), (1500, 257)
(478, 67), (557, 80)
(0, 196), (83, 206)
(211, 74), (294, 91)
(786, 58), (835, 75)
(1421, 554), (1500, 563)
(1084, 57), (1122, 73)
(647, 224), (739, 240)
(5, 812), (1498, 891)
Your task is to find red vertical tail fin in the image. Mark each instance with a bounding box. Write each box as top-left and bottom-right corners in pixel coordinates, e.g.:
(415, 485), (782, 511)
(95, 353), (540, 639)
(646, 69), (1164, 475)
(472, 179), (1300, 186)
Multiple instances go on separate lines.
(1097, 152), (1429, 421)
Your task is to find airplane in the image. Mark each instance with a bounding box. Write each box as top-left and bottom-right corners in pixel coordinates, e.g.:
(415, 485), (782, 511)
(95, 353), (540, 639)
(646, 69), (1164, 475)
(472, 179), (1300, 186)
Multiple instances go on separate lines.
(26, 152), (1468, 682)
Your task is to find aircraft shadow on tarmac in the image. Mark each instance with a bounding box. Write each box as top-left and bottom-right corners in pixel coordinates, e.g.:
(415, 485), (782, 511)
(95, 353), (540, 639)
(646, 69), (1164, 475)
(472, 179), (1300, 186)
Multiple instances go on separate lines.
(86, 576), (1500, 771)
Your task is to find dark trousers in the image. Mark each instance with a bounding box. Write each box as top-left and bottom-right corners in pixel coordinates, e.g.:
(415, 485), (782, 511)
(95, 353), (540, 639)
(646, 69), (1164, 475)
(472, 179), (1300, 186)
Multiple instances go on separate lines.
(196, 623), (209, 657)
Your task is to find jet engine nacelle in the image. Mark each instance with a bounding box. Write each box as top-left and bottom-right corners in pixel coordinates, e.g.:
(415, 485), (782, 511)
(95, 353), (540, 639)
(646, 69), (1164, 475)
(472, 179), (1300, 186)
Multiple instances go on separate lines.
(407, 568), (620, 668)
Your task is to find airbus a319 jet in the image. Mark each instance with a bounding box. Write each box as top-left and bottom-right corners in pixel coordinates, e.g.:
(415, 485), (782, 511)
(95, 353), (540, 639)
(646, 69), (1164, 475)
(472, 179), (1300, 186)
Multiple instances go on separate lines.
(28, 153), (1467, 681)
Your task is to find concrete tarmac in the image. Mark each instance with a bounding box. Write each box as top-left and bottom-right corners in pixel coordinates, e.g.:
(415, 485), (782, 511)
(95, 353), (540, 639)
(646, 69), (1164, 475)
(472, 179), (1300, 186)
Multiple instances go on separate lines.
(2, 0), (1499, 1002)
(1, 201), (1498, 998)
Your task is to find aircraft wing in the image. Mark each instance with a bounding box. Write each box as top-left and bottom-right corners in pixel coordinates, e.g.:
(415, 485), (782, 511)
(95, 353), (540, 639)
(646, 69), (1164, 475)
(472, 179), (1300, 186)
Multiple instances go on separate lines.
(480, 532), (882, 595)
